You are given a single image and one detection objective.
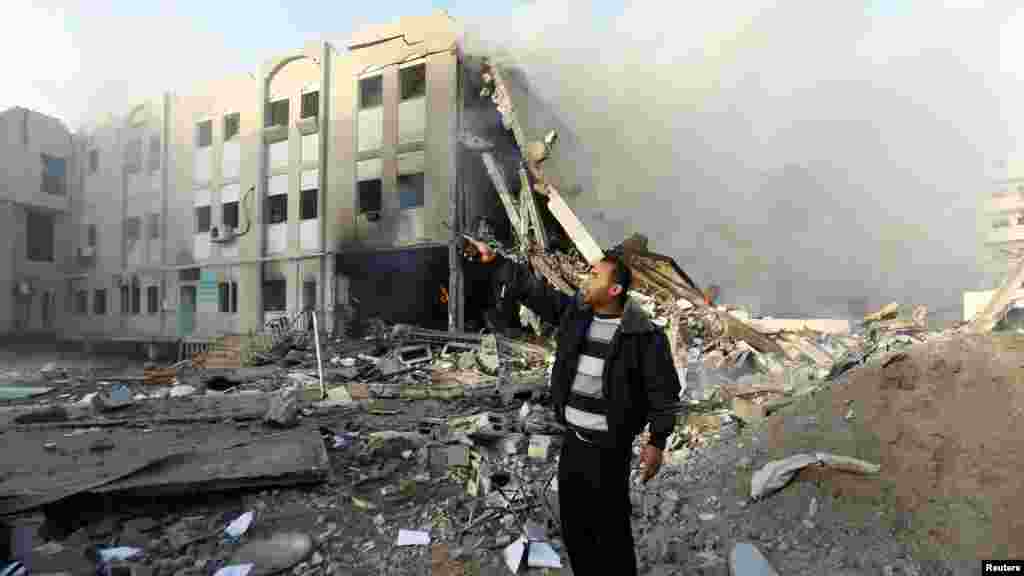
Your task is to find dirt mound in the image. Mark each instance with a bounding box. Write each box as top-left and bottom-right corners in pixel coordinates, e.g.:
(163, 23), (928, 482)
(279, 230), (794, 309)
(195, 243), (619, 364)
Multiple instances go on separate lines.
(772, 333), (1024, 561)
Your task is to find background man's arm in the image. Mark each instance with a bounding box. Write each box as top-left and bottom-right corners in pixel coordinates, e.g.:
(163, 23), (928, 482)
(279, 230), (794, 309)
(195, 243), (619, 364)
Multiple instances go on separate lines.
(468, 239), (573, 326)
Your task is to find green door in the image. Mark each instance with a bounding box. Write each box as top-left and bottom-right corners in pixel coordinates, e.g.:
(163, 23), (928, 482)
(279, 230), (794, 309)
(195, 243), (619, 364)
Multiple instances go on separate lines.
(177, 285), (196, 337)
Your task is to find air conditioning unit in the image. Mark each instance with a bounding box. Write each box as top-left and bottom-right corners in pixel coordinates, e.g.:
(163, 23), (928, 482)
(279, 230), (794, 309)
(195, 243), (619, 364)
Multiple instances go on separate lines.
(210, 225), (236, 244)
(79, 246), (95, 258)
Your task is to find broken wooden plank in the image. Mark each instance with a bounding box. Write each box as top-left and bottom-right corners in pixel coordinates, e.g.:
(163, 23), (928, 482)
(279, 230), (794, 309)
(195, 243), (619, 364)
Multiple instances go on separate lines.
(747, 318), (851, 335)
(864, 302), (900, 323)
(968, 258), (1024, 333)
(480, 152), (523, 239)
(545, 188), (604, 264)
(92, 429), (330, 497)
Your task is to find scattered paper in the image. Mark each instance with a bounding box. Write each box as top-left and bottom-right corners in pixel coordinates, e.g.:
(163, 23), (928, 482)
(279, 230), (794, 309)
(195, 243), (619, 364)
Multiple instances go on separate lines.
(396, 529), (430, 546)
(98, 547), (142, 563)
(527, 542), (562, 569)
(169, 384), (196, 398)
(503, 537), (527, 573)
(225, 511), (254, 538)
(213, 564), (254, 576)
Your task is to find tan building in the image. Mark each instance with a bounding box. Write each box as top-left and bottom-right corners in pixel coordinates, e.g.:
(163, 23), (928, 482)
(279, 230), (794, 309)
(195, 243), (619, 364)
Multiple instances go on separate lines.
(0, 107), (77, 337)
(46, 11), (512, 349)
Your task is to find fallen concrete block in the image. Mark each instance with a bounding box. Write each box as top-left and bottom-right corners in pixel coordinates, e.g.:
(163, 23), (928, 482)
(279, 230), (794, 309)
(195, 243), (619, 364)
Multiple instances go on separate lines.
(264, 388), (300, 428)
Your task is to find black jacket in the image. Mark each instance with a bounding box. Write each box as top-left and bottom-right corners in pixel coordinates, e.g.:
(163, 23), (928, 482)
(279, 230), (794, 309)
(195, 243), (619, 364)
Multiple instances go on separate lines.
(505, 259), (682, 450)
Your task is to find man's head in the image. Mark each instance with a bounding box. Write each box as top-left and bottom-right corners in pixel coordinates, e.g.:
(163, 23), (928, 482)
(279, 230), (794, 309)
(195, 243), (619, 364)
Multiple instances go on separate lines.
(582, 254), (632, 310)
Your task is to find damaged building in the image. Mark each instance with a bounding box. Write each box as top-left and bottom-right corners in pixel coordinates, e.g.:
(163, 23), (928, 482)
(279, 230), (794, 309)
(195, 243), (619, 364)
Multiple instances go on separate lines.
(0, 11), (529, 351)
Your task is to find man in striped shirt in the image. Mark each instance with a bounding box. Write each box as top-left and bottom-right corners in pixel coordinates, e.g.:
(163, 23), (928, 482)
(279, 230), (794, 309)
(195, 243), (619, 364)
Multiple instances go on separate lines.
(464, 239), (682, 576)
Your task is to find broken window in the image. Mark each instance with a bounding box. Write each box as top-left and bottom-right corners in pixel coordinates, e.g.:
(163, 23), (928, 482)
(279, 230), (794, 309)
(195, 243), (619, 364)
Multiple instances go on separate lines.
(400, 64), (426, 101)
(94, 289), (106, 315)
(76, 290), (88, 315)
(218, 281), (238, 314)
(89, 149), (99, 174)
(266, 99), (289, 128)
(195, 205), (211, 233)
(360, 76), (383, 108)
(266, 194), (287, 225)
(87, 224), (97, 247)
(149, 135), (161, 172)
(26, 211), (54, 262)
(120, 285), (130, 314)
(41, 155), (66, 196)
(224, 113), (240, 141)
(222, 201), (239, 229)
(148, 213), (160, 239)
(398, 173), (425, 209)
(197, 120), (213, 148)
(262, 279), (286, 312)
(301, 187), (318, 220)
(147, 286), (159, 314)
(301, 91), (319, 119)
(358, 179), (382, 213)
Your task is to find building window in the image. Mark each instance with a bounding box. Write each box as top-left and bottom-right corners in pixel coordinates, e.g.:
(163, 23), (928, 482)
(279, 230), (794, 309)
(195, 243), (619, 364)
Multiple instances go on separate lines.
(303, 281), (316, 311)
(195, 205), (211, 233)
(266, 194), (287, 225)
(197, 120), (213, 148)
(124, 217), (141, 254)
(124, 139), (142, 173)
(223, 201), (239, 229)
(263, 279), (286, 312)
(148, 213), (160, 239)
(147, 286), (159, 314)
(360, 76), (383, 109)
(301, 91), (319, 119)
(41, 155), (66, 196)
(224, 113), (240, 141)
(266, 99), (289, 128)
(358, 179), (382, 213)
(26, 211), (54, 262)
(180, 268), (200, 282)
(76, 290), (88, 315)
(398, 173), (425, 209)
(120, 285), (130, 314)
(89, 149), (99, 174)
(301, 187), (318, 220)
(132, 283), (141, 315)
(148, 135), (161, 172)
(218, 281), (238, 313)
(94, 289), (107, 315)
(400, 64), (426, 100)
(993, 217), (1011, 229)
(87, 224), (97, 247)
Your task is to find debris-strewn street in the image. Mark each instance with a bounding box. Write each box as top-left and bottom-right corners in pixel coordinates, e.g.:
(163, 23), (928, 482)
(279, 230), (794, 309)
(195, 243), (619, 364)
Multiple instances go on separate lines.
(4, 281), (1023, 576)
(2, 14), (1023, 576)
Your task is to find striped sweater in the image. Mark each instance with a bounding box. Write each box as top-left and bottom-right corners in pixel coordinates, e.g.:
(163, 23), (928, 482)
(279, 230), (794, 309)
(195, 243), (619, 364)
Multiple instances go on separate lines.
(564, 314), (621, 435)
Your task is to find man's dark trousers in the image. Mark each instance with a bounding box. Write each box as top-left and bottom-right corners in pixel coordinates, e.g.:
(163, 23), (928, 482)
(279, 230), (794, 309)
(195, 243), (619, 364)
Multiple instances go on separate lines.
(558, 430), (637, 576)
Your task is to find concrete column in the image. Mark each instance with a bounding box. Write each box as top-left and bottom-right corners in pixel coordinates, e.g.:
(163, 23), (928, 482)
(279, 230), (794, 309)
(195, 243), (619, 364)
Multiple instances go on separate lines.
(382, 66), (399, 233)
(238, 73), (270, 334)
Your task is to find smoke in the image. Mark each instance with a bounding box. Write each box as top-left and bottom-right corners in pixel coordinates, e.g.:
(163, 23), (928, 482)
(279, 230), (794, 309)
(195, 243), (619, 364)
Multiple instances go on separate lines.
(459, 0), (1014, 321)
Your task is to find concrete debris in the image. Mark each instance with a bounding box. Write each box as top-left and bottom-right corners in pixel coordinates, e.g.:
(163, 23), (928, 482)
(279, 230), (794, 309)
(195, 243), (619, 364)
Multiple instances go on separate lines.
(751, 453), (881, 500)
(264, 388), (300, 428)
(228, 532), (313, 576)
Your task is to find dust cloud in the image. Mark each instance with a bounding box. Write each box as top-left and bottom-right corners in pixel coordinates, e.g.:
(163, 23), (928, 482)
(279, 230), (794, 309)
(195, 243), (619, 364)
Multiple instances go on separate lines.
(458, 1), (1014, 322)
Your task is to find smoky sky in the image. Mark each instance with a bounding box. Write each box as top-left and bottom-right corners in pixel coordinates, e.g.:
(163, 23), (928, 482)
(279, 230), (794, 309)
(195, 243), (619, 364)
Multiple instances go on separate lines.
(459, 0), (1014, 321)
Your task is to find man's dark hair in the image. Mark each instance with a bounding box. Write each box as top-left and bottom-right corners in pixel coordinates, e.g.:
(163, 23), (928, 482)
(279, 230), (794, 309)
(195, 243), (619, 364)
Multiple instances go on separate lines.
(602, 254), (632, 307)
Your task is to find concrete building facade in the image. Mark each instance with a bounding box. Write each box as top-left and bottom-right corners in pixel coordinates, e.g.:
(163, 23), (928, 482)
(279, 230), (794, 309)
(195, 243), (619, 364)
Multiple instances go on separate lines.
(0, 107), (77, 337)
(1, 11), (513, 346)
